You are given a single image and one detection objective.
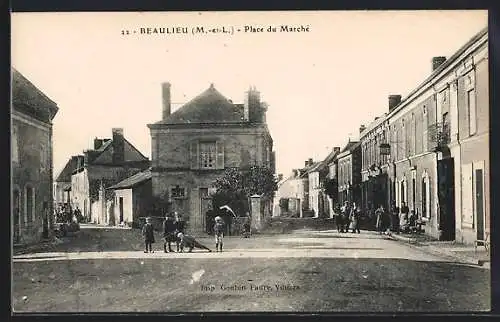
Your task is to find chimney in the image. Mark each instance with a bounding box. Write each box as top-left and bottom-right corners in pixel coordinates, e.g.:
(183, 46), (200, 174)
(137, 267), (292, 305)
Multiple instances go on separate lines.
(388, 95), (402, 111)
(244, 86), (261, 122)
(162, 82), (171, 120)
(333, 147), (340, 153)
(112, 128), (125, 164)
(278, 174), (283, 181)
(77, 155), (85, 169)
(71, 156), (79, 170)
(304, 160), (309, 167)
(432, 56), (447, 71)
(94, 137), (104, 150)
(359, 124), (366, 134)
(308, 158), (313, 166)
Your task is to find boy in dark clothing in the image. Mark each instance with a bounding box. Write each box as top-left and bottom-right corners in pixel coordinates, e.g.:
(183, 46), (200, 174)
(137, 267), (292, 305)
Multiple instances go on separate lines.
(174, 212), (186, 252)
(142, 217), (155, 253)
(162, 214), (177, 253)
(242, 218), (251, 238)
(213, 216), (225, 252)
(176, 232), (212, 253)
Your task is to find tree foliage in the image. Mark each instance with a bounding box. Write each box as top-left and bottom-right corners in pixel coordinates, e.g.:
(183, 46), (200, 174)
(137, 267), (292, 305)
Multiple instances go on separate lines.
(211, 166), (278, 216)
(323, 177), (338, 199)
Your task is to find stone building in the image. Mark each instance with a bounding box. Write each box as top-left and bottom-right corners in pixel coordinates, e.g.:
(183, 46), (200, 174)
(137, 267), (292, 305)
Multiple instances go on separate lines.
(147, 83), (275, 234)
(322, 147), (341, 217)
(107, 168), (152, 225)
(70, 128), (150, 224)
(336, 141), (362, 206)
(54, 156), (79, 210)
(372, 27), (488, 243)
(359, 114), (390, 212)
(305, 148), (340, 218)
(12, 68), (58, 244)
(273, 172), (302, 217)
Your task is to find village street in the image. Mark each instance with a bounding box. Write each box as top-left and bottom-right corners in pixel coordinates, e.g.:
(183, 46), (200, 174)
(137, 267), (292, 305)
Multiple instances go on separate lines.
(12, 225), (490, 313)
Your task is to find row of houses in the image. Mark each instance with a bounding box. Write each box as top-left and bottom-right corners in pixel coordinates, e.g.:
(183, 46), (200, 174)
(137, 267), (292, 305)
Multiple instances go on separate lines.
(53, 128), (151, 226)
(54, 83), (276, 234)
(275, 27), (489, 245)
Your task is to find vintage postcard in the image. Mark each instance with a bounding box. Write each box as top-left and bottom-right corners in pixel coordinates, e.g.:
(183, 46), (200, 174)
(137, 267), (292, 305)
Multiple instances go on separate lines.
(11, 10), (490, 313)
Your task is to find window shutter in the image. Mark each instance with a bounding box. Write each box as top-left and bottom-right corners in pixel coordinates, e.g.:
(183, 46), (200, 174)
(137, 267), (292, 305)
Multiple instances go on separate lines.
(190, 141), (198, 169)
(216, 141), (224, 169)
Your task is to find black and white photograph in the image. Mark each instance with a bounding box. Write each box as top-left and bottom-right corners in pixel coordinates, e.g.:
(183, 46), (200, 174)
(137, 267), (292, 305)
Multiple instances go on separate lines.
(10, 10), (490, 312)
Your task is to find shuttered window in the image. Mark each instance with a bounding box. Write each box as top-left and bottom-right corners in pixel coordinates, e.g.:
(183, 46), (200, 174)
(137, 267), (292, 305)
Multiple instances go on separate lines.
(190, 140), (224, 170)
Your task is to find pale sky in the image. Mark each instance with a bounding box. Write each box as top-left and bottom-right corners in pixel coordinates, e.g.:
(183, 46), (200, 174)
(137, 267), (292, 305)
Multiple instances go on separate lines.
(11, 10), (487, 178)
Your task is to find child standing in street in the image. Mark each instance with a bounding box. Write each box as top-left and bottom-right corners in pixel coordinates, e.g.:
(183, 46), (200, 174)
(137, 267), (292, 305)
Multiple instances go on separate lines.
(142, 217), (155, 253)
(214, 216), (225, 252)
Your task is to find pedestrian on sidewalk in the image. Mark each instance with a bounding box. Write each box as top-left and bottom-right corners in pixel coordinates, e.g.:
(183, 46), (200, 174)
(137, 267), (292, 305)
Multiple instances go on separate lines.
(340, 201), (351, 233)
(375, 205), (385, 234)
(162, 213), (177, 253)
(390, 201), (400, 234)
(334, 204), (344, 233)
(399, 202), (410, 233)
(142, 217), (155, 253)
(349, 202), (361, 233)
(214, 216), (225, 252)
(176, 232), (212, 253)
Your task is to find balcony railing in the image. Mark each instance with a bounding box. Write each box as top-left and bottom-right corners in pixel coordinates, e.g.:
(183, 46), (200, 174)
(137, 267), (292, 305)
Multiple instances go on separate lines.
(428, 122), (450, 151)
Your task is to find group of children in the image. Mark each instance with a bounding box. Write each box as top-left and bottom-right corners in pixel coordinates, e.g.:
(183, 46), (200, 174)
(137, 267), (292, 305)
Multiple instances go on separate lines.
(141, 212), (227, 253)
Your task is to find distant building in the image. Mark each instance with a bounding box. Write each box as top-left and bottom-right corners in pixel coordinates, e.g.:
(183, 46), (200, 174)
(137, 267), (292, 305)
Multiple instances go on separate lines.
(54, 156), (79, 210)
(273, 170), (303, 217)
(321, 147), (341, 218)
(12, 68), (58, 244)
(70, 128), (150, 225)
(107, 168), (152, 225)
(336, 141), (362, 206)
(359, 115), (389, 212)
(147, 83), (275, 233)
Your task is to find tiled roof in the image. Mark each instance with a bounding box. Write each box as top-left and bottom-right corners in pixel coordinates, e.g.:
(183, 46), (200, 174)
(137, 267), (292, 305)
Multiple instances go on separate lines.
(340, 141), (360, 154)
(107, 168), (152, 190)
(360, 114), (387, 139)
(56, 157), (80, 182)
(306, 161), (325, 174)
(155, 84), (245, 124)
(12, 68), (58, 121)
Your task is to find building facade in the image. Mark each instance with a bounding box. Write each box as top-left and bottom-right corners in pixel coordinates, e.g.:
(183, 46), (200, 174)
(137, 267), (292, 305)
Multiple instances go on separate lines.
(107, 168), (152, 225)
(71, 129), (150, 224)
(148, 83), (275, 233)
(378, 27), (488, 243)
(54, 156), (79, 210)
(336, 141), (362, 206)
(12, 68), (59, 244)
(360, 115), (390, 212)
(324, 148), (341, 217)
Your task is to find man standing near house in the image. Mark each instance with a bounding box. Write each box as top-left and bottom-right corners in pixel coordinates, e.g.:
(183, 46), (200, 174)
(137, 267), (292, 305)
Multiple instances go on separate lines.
(162, 213), (177, 253)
